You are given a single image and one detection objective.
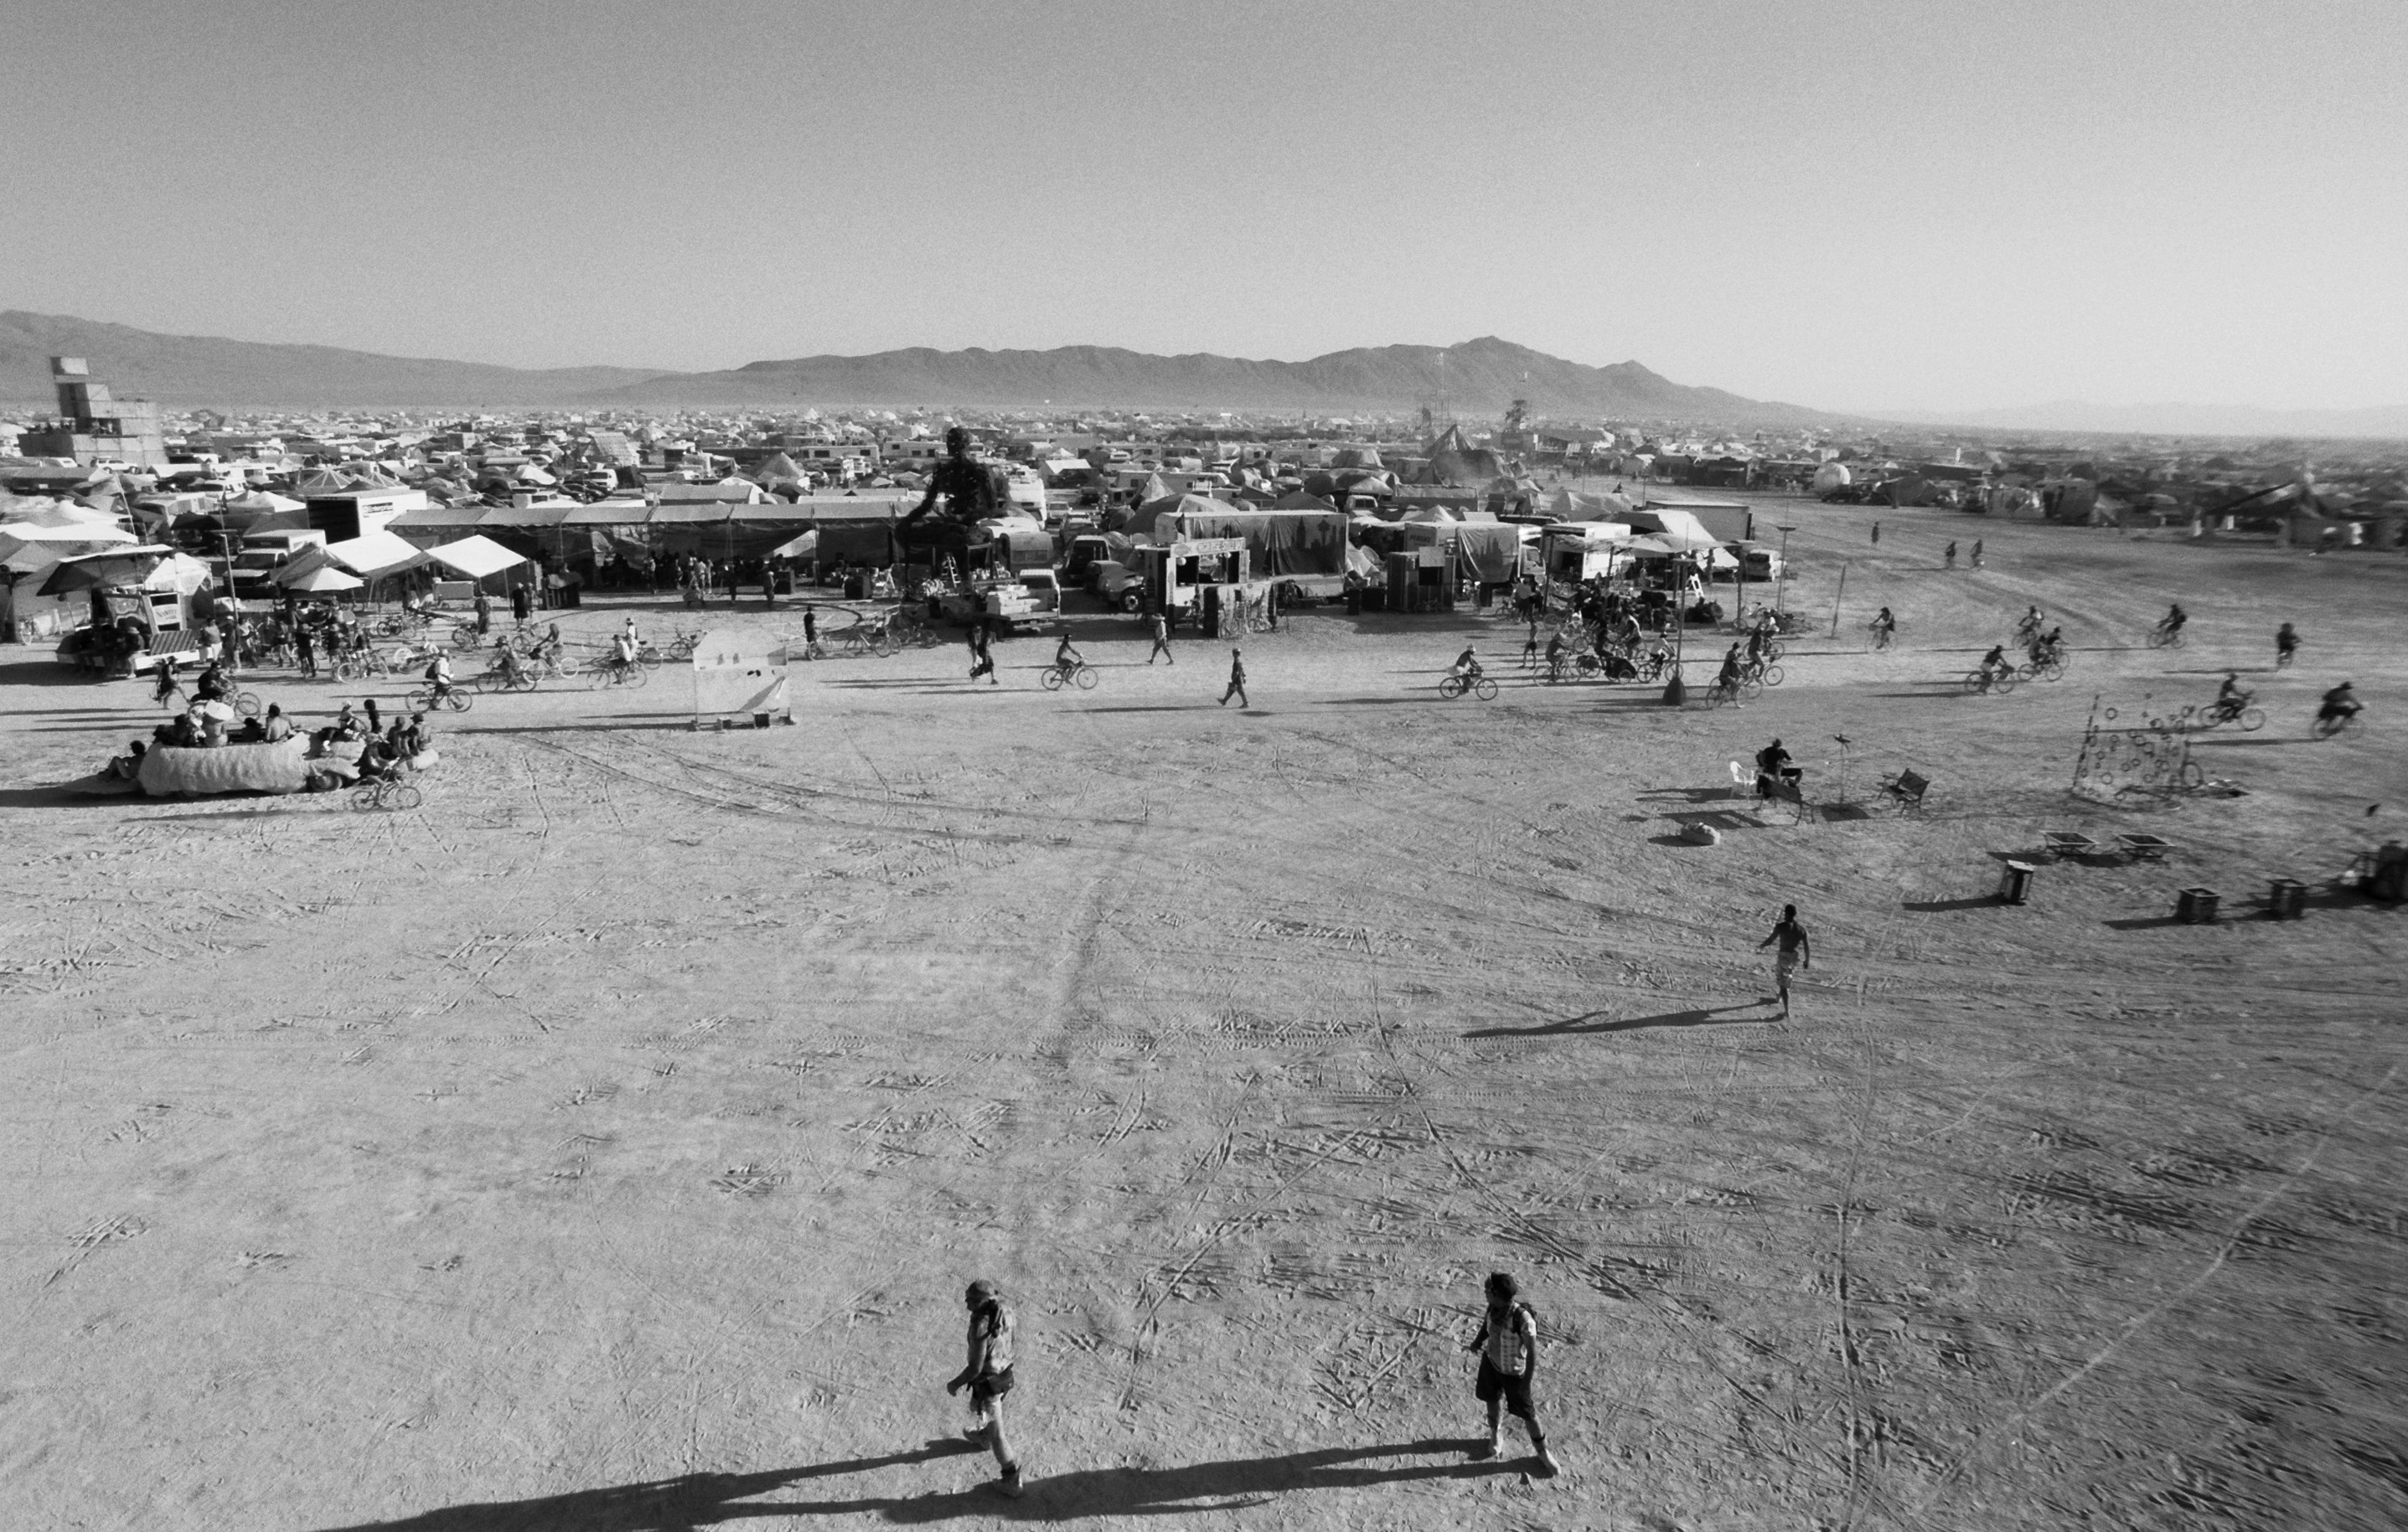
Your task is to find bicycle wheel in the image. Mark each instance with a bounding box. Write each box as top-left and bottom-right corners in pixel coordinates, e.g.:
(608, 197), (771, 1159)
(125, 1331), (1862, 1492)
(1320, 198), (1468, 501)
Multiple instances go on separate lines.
(2239, 706), (2265, 732)
(1992, 671), (2018, 694)
(1473, 677), (1498, 700)
(1437, 675), (1465, 699)
(875, 634), (900, 658)
(2015, 663), (2038, 683)
(638, 645), (663, 671)
(233, 691), (261, 718)
(509, 673), (538, 694)
(1962, 671), (1987, 694)
(2041, 657), (2067, 680)
(586, 663), (613, 689)
(1759, 664), (1784, 688)
(390, 783), (422, 811)
(406, 689), (433, 711)
(624, 664), (648, 689)
(1740, 678), (1765, 701)
(1075, 666), (1099, 690)
(2275, 649), (2294, 669)
(350, 783), (385, 811)
(444, 689), (473, 712)
(452, 626), (481, 649)
(1041, 667), (1065, 691)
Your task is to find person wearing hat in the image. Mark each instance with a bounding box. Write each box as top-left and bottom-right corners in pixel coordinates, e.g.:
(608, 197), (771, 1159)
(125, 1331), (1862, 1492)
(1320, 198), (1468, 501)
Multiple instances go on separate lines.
(945, 1279), (1024, 1498)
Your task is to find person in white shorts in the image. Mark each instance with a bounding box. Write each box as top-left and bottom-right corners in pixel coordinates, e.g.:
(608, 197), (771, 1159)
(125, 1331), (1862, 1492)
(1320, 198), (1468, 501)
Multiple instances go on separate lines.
(1758, 904), (1811, 1017)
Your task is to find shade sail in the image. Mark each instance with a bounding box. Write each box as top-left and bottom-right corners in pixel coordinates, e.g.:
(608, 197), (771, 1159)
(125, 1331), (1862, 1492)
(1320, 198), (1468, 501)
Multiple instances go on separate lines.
(425, 535), (532, 580)
(278, 563), (364, 591)
(320, 530), (430, 577)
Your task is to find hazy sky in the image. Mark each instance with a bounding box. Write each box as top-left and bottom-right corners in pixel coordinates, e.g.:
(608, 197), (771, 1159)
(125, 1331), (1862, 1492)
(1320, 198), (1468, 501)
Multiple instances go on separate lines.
(9, 0), (2404, 412)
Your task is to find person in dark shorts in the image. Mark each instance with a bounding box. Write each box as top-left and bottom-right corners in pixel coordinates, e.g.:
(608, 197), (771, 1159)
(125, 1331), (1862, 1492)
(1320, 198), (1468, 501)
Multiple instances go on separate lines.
(1758, 904), (1811, 1017)
(1220, 647), (1247, 708)
(945, 1279), (1023, 1498)
(1466, 1272), (1559, 1474)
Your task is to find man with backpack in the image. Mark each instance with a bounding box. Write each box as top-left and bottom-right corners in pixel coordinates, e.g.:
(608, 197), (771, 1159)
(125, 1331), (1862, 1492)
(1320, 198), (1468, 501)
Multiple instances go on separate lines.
(1465, 1272), (1560, 1475)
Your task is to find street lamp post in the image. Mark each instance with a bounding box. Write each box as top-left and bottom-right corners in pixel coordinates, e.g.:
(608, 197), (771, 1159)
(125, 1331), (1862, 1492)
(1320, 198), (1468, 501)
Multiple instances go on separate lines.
(1774, 524), (1796, 611)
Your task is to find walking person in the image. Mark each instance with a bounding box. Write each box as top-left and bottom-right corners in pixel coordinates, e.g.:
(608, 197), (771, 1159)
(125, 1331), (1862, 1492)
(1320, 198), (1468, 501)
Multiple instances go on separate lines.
(1871, 520), (1880, 546)
(1465, 1272), (1560, 1475)
(1146, 606), (1174, 665)
(152, 656), (183, 709)
(1971, 538), (1985, 570)
(969, 618), (998, 685)
(1943, 540), (1957, 570)
(1219, 647), (1248, 708)
(510, 583), (532, 624)
(945, 1280), (1025, 1498)
(1522, 617), (1539, 668)
(1758, 904), (1811, 1017)
(474, 588), (493, 636)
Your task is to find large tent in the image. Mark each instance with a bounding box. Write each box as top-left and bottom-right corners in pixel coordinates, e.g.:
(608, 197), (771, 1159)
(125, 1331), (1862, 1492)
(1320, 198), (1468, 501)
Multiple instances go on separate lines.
(425, 535), (535, 590)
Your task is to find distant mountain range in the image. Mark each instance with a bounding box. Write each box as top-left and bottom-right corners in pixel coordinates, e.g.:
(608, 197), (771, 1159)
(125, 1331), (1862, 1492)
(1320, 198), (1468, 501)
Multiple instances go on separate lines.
(0, 312), (1822, 422)
(1869, 399), (2408, 442)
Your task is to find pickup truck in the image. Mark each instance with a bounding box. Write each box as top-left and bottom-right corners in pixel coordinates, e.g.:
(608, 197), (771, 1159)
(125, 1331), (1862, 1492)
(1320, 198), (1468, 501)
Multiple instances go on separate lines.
(1089, 560), (1146, 614)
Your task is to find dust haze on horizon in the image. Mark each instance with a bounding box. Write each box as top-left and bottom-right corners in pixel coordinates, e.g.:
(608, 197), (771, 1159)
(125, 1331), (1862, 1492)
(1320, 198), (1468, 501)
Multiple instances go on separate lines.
(8, 0), (2403, 418)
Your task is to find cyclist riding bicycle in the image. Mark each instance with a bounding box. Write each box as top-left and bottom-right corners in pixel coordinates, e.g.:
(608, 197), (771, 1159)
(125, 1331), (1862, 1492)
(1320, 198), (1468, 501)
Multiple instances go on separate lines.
(2013, 606), (2042, 642)
(1716, 643), (1746, 696)
(493, 637), (529, 687)
(2161, 602), (2187, 638)
(2215, 672), (2250, 712)
(1977, 644), (2009, 690)
(1869, 607), (1896, 646)
(1544, 632), (1568, 678)
(2319, 682), (2361, 723)
(423, 651), (456, 702)
(2033, 626), (2064, 662)
(1054, 633), (1086, 677)
(1450, 645), (1483, 681)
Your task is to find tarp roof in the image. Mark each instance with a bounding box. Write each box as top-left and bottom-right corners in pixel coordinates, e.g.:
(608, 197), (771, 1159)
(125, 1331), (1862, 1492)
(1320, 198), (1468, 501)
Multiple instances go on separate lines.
(390, 505), (491, 529)
(315, 530), (429, 577)
(477, 503), (578, 528)
(425, 535), (531, 580)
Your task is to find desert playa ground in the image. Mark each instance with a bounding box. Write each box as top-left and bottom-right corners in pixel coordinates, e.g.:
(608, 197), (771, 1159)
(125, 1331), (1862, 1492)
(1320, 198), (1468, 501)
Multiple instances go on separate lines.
(3, 498), (2403, 1531)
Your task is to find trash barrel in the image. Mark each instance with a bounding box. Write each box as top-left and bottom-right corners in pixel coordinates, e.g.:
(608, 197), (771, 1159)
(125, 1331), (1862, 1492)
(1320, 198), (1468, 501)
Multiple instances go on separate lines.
(2266, 878), (2307, 920)
(2176, 886), (2220, 924)
(1661, 671), (1687, 705)
(1346, 588), (1362, 616)
(1999, 860), (2036, 905)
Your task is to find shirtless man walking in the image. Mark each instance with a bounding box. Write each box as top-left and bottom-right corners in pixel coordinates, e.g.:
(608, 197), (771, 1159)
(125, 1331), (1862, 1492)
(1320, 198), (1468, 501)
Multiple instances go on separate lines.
(1757, 904), (1812, 1017)
(945, 1279), (1024, 1498)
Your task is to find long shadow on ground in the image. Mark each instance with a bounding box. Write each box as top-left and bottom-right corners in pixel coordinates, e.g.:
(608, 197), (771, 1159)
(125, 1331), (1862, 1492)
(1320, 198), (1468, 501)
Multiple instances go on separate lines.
(311, 1437), (1527, 1529)
(1465, 1003), (1767, 1038)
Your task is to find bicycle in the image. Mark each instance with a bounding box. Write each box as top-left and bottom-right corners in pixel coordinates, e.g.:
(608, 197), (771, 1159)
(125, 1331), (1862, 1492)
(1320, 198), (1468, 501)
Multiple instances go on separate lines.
(1041, 659), (1099, 692)
(406, 684), (474, 713)
(451, 623), (488, 650)
(2199, 698), (2266, 733)
(586, 657), (649, 689)
(2274, 642), (2297, 671)
(350, 772), (422, 812)
(2310, 710), (2364, 741)
(843, 620), (900, 658)
(1436, 671), (1499, 700)
(1962, 668), (2018, 696)
(2016, 647), (2069, 683)
(2147, 620), (2186, 649)
(1868, 623), (1895, 651)
(1742, 659), (1785, 688)
(1703, 676), (1761, 707)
